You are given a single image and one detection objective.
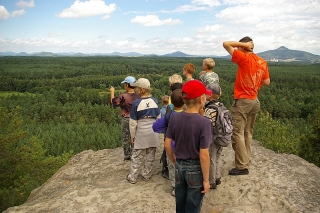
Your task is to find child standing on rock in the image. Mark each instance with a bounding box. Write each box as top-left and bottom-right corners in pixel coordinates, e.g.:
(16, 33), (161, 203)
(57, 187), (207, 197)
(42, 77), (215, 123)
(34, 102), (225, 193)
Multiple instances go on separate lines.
(203, 83), (224, 189)
(152, 89), (185, 197)
(110, 76), (140, 161)
(126, 78), (161, 184)
(165, 80), (212, 213)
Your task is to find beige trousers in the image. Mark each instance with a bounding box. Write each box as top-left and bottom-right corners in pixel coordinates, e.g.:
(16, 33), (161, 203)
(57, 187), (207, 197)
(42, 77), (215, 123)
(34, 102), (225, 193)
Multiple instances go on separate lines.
(231, 98), (260, 170)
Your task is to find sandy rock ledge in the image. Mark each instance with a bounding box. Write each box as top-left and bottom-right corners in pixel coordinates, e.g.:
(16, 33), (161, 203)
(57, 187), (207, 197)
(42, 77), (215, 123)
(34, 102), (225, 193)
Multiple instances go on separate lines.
(4, 136), (320, 213)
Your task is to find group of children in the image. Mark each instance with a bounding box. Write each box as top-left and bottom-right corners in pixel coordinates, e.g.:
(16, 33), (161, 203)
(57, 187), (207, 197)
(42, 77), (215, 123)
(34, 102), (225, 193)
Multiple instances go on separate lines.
(108, 34), (271, 213)
(110, 58), (224, 213)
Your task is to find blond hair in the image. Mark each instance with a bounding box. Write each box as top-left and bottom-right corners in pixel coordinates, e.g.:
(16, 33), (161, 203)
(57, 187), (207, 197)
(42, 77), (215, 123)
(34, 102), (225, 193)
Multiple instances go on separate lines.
(136, 87), (151, 97)
(183, 96), (201, 107)
(169, 74), (183, 85)
(203, 58), (215, 70)
(161, 95), (170, 105)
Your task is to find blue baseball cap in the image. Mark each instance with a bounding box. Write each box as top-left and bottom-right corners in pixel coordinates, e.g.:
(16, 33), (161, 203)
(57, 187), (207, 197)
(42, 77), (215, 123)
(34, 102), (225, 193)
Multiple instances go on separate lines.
(121, 76), (136, 84)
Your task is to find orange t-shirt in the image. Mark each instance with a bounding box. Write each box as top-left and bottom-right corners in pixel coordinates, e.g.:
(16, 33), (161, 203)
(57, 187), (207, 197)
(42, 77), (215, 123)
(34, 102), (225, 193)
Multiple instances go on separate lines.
(232, 49), (269, 100)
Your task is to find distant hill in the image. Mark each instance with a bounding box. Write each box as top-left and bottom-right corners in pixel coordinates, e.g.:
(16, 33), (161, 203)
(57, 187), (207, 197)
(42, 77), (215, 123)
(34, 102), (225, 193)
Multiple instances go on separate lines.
(258, 46), (320, 63)
(108, 52), (143, 57)
(31, 52), (58, 57)
(0, 51), (19, 56)
(162, 51), (192, 57)
(1, 47), (319, 62)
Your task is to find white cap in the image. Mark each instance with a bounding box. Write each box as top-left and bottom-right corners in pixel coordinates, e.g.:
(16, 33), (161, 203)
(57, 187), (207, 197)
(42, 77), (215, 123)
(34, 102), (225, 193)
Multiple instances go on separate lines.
(130, 78), (150, 89)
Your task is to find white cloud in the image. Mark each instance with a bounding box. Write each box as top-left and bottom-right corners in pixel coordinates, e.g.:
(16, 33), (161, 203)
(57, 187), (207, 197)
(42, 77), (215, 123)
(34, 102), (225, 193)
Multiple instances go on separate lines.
(11, 9), (26, 18)
(172, 0), (219, 13)
(191, 0), (220, 7)
(48, 32), (63, 37)
(115, 39), (149, 50)
(130, 15), (181, 26)
(149, 38), (162, 44)
(173, 5), (207, 12)
(197, 24), (225, 33)
(216, 5), (267, 24)
(1, 1), (32, 21)
(166, 37), (193, 44)
(217, 0), (320, 24)
(0, 6), (10, 21)
(16, 0), (35, 8)
(214, 0), (320, 55)
(126, 37), (136, 42)
(10, 37), (64, 47)
(56, 0), (116, 19)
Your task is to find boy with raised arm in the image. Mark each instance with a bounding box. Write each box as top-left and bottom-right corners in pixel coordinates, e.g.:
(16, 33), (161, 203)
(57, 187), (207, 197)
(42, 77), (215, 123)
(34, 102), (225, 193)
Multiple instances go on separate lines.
(110, 76), (139, 161)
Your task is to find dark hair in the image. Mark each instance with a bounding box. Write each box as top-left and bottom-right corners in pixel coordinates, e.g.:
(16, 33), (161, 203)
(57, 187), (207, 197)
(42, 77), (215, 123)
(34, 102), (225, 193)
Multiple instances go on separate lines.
(170, 82), (183, 92)
(239, 36), (253, 43)
(171, 89), (184, 108)
(125, 83), (135, 89)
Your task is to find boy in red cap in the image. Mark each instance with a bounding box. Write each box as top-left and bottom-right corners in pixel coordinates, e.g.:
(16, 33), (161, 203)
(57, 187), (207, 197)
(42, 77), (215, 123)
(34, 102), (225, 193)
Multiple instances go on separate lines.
(164, 80), (212, 213)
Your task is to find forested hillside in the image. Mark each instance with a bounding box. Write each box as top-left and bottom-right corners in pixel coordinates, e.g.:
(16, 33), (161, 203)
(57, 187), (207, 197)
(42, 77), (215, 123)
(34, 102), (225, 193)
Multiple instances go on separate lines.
(0, 56), (319, 211)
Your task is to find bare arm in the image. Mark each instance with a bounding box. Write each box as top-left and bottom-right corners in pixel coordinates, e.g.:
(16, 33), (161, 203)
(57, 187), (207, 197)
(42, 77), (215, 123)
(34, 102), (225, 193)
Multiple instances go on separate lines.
(129, 118), (137, 143)
(199, 148), (210, 193)
(164, 137), (175, 165)
(109, 86), (115, 104)
(261, 78), (270, 86)
(223, 41), (254, 55)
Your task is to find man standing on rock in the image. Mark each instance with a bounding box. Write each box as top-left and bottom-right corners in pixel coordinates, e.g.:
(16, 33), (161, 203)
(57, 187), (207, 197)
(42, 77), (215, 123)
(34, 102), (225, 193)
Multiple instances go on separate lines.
(223, 37), (270, 175)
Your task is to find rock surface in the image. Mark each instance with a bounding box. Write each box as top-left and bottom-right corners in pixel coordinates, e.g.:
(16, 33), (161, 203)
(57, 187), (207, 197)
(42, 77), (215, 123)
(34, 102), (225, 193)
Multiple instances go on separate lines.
(4, 135), (320, 213)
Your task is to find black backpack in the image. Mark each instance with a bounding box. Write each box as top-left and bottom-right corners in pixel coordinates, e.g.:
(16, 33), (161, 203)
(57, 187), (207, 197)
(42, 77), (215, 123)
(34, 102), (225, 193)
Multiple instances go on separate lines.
(204, 101), (233, 147)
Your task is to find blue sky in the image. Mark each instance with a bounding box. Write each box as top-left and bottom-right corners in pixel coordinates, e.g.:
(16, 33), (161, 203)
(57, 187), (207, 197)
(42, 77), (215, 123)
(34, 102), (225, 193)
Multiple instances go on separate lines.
(0, 0), (319, 56)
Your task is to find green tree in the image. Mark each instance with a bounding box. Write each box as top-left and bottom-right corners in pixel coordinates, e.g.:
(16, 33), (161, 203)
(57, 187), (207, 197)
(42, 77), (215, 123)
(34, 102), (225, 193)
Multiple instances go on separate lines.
(0, 107), (71, 212)
(299, 107), (320, 166)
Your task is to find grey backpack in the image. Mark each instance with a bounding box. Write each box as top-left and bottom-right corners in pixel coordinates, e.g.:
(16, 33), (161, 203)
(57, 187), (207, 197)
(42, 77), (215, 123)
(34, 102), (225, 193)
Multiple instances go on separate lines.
(205, 101), (233, 147)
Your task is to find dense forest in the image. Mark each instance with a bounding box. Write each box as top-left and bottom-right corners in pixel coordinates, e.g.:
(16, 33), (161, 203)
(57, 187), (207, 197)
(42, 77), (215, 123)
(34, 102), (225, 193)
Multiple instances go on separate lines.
(1, 56), (320, 211)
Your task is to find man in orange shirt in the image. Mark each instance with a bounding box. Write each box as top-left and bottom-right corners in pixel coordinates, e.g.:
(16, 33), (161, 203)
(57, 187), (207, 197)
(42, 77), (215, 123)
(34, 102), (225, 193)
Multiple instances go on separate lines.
(223, 36), (270, 175)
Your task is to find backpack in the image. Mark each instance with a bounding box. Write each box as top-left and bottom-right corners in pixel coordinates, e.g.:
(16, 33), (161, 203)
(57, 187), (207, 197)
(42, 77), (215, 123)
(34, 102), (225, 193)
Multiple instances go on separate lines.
(205, 101), (233, 147)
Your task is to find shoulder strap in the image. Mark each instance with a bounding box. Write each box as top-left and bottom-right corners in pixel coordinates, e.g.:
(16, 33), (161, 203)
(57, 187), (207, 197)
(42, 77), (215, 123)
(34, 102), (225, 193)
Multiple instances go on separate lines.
(164, 104), (175, 127)
(205, 100), (220, 108)
(169, 103), (174, 111)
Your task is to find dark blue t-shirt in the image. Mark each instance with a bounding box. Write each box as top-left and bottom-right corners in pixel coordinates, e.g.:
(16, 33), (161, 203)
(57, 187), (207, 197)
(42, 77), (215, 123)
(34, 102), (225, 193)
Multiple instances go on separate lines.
(166, 111), (212, 160)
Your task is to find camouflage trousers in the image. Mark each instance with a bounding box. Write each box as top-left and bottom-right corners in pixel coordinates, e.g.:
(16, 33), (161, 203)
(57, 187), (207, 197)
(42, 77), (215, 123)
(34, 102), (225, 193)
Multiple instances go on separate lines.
(127, 147), (157, 182)
(121, 117), (132, 159)
(167, 156), (175, 188)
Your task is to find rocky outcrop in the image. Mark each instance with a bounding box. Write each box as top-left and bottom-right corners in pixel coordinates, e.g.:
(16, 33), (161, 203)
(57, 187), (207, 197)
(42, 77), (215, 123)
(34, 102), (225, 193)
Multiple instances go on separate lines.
(4, 136), (320, 213)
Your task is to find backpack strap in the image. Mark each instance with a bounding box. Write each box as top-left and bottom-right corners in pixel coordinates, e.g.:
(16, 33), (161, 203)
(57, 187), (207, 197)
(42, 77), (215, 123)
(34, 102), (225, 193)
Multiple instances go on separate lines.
(166, 103), (174, 113)
(165, 106), (174, 127)
(205, 100), (220, 108)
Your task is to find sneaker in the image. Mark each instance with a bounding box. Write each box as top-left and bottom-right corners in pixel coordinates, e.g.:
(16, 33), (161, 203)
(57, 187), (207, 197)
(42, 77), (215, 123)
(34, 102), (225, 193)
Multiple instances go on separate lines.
(171, 188), (175, 196)
(210, 183), (217, 189)
(215, 178), (221, 185)
(142, 177), (150, 182)
(161, 171), (169, 180)
(228, 168), (249, 176)
(124, 156), (131, 161)
(126, 175), (136, 184)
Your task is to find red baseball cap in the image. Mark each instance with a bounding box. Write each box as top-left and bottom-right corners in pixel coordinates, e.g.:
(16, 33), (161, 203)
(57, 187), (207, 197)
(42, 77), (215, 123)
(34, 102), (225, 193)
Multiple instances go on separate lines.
(182, 80), (212, 100)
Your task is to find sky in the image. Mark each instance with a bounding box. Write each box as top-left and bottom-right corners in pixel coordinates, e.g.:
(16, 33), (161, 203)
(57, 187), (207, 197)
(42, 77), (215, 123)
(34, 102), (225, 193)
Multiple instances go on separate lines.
(0, 0), (319, 56)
